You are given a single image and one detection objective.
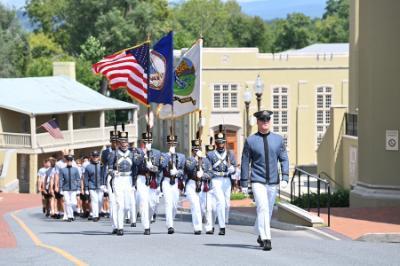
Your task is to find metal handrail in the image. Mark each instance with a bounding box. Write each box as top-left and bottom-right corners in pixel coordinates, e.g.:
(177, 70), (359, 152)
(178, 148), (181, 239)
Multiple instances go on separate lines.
(290, 167), (331, 226)
(319, 171), (343, 189)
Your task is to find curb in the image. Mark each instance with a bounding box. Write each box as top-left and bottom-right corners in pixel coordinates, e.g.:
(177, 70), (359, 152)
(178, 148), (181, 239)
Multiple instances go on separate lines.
(356, 233), (400, 243)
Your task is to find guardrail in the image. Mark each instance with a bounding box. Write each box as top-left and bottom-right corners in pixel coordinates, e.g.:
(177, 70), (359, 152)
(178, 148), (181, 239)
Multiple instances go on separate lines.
(290, 167), (331, 226)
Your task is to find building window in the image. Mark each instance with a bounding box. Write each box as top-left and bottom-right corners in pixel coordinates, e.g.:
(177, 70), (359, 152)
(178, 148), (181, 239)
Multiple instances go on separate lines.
(316, 86), (333, 146)
(271, 87), (289, 147)
(213, 84), (239, 110)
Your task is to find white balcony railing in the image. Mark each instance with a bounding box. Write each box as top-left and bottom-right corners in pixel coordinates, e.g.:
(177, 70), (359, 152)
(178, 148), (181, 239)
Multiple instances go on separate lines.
(0, 132), (31, 148)
(0, 124), (137, 150)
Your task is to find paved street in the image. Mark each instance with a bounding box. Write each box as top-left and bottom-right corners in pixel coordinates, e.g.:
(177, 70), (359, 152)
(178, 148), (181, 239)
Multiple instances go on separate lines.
(1, 198), (400, 266)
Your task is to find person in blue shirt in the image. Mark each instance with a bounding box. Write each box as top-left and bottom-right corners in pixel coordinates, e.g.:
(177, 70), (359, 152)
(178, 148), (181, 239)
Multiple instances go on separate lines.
(240, 110), (289, 251)
(84, 150), (105, 222)
(159, 135), (185, 234)
(57, 155), (81, 222)
(184, 138), (213, 234)
(206, 125), (237, 236)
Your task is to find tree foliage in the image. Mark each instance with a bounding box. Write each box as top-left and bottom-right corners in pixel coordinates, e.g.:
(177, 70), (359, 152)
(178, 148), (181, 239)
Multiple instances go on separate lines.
(0, 3), (29, 77)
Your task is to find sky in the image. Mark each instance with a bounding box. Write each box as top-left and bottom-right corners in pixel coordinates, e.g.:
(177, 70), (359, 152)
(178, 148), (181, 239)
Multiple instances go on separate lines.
(1, 0), (327, 20)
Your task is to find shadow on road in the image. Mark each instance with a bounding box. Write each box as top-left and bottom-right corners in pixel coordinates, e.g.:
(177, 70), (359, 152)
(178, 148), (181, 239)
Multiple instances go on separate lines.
(204, 243), (260, 250)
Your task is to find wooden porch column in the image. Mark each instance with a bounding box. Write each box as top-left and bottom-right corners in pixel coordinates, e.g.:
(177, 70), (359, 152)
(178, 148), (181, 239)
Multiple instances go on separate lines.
(68, 113), (74, 144)
(30, 115), (37, 149)
(100, 111), (105, 141)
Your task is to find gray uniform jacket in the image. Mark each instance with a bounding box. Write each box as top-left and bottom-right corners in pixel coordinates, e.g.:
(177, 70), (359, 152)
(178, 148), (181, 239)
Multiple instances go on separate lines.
(184, 156), (212, 183)
(107, 148), (143, 186)
(84, 162), (104, 190)
(240, 132), (289, 187)
(59, 166), (81, 191)
(160, 152), (186, 179)
(137, 148), (162, 186)
(206, 149), (237, 179)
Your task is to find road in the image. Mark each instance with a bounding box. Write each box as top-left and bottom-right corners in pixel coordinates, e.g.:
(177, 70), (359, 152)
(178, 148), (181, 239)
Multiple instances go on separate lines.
(1, 199), (400, 266)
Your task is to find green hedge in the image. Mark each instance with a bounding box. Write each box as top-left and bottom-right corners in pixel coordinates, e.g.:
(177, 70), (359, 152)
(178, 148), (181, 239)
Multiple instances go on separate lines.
(230, 192), (248, 200)
(292, 188), (349, 208)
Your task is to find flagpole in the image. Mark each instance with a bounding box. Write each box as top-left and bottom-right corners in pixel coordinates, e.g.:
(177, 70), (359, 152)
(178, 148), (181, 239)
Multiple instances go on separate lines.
(147, 34), (152, 136)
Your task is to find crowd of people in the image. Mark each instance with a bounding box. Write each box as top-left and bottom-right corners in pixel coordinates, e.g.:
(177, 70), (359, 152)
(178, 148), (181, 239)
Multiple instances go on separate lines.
(36, 109), (289, 251)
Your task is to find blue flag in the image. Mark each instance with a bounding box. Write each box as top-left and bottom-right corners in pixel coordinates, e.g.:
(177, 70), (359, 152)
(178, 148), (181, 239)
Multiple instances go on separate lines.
(148, 31), (174, 105)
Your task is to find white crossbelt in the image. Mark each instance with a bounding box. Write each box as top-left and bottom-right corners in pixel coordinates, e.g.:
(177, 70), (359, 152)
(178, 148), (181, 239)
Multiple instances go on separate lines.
(212, 150), (227, 168)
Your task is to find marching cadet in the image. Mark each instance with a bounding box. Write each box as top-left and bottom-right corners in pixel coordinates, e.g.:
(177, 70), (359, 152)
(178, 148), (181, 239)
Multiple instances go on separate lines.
(160, 135), (185, 234)
(38, 159), (50, 215)
(57, 155), (81, 222)
(107, 129), (142, 236)
(207, 125), (237, 235)
(184, 138), (214, 235)
(84, 151), (105, 222)
(240, 110), (289, 251)
(102, 128), (118, 231)
(136, 132), (161, 235)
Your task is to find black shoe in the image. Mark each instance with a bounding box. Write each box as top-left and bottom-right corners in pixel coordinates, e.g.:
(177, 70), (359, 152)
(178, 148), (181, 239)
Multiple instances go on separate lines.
(125, 218), (131, 224)
(257, 236), (264, 247)
(88, 215), (93, 221)
(194, 231), (201, 235)
(218, 228), (225, 235)
(168, 227), (175, 234)
(144, 229), (150, 235)
(45, 212), (50, 217)
(66, 218), (72, 222)
(262, 240), (272, 251)
(117, 229), (124, 236)
(56, 214), (62, 219)
(105, 213), (110, 218)
(131, 223), (136, 227)
(93, 217), (99, 222)
(42, 207), (46, 214)
(206, 230), (214, 235)
(112, 229), (118, 234)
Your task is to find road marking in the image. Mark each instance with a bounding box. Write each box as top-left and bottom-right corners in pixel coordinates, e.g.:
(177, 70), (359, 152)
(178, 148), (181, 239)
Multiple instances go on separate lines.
(11, 211), (88, 266)
(307, 227), (341, 241)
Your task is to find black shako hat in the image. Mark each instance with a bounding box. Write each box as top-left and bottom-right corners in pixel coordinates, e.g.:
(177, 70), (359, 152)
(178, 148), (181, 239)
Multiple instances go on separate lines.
(142, 132), (152, 142)
(254, 110), (273, 121)
(214, 124), (226, 144)
(191, 139), (201, 149)
(167, 135), (178, 144)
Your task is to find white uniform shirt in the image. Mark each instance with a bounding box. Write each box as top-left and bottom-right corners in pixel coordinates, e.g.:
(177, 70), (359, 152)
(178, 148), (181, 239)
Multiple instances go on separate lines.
(37, 167), (49, 183)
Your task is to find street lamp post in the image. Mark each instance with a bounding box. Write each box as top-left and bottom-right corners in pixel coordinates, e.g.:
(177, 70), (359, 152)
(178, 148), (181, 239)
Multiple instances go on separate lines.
(243, 90), (252, 138)
(254, 74), (264, 111)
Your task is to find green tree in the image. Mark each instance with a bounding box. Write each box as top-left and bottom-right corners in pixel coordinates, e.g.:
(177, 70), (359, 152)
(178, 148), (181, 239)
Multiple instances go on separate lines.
(315, 15), (348, 43)
(272, 13), (316, 52)
(0, 3), (29, 77)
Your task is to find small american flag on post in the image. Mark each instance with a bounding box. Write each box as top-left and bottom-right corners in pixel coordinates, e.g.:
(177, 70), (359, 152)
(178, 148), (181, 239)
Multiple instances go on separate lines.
(40, 119), (63, 139)
(92, 42), (150, 105)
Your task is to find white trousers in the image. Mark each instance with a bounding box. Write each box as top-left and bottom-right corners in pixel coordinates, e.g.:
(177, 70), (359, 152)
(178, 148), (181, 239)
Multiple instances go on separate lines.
(63, 191), (77, 219)
(113, 174), (132, 230)
(212, 177), (231, 228)
(186, 180), (213, 231)
(162, 177), (179, 228)
(106, 174), (117, 229)
(136, 175), (150, 230)
(129, 186), (137, 224)
(252, 182), (278, 240)
(149, 187), (160, 220)
(90, 189), (104, 218)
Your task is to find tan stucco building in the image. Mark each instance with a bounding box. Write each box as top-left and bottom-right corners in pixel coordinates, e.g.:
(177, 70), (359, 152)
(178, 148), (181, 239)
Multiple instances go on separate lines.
(0, 62), (138, 193)
(147, 44), (349, 172)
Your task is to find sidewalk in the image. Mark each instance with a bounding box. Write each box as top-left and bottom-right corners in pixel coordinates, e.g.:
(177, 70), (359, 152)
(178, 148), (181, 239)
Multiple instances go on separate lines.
(310, 207), (400, 241)
(0, 192), (41, 248)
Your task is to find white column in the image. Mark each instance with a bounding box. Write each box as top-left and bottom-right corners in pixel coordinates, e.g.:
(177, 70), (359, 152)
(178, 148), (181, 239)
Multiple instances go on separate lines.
(30, 116), (37, 149)
(68, 113), (74, 144)
(100, 111), (105, 141)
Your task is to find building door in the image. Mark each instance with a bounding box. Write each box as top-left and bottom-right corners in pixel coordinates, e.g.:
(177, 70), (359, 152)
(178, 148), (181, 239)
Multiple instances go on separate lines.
(225, 130), (238, 159)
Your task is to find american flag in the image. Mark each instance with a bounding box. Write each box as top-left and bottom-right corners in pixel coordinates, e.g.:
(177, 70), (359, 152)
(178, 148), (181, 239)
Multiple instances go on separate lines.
(92, 42), (150, 105)
(40, 119), (63, 139)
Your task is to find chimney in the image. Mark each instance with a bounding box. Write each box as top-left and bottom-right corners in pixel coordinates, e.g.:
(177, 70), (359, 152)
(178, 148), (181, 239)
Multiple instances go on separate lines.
(52, 62), (76, 80)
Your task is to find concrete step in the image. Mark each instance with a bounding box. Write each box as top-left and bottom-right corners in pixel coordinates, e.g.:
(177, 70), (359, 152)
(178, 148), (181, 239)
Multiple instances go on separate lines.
(277, 201), (324, 227)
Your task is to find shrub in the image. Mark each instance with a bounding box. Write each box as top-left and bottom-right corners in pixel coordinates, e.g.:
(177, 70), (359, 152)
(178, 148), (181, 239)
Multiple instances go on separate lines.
(292, 188), (349, 208)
